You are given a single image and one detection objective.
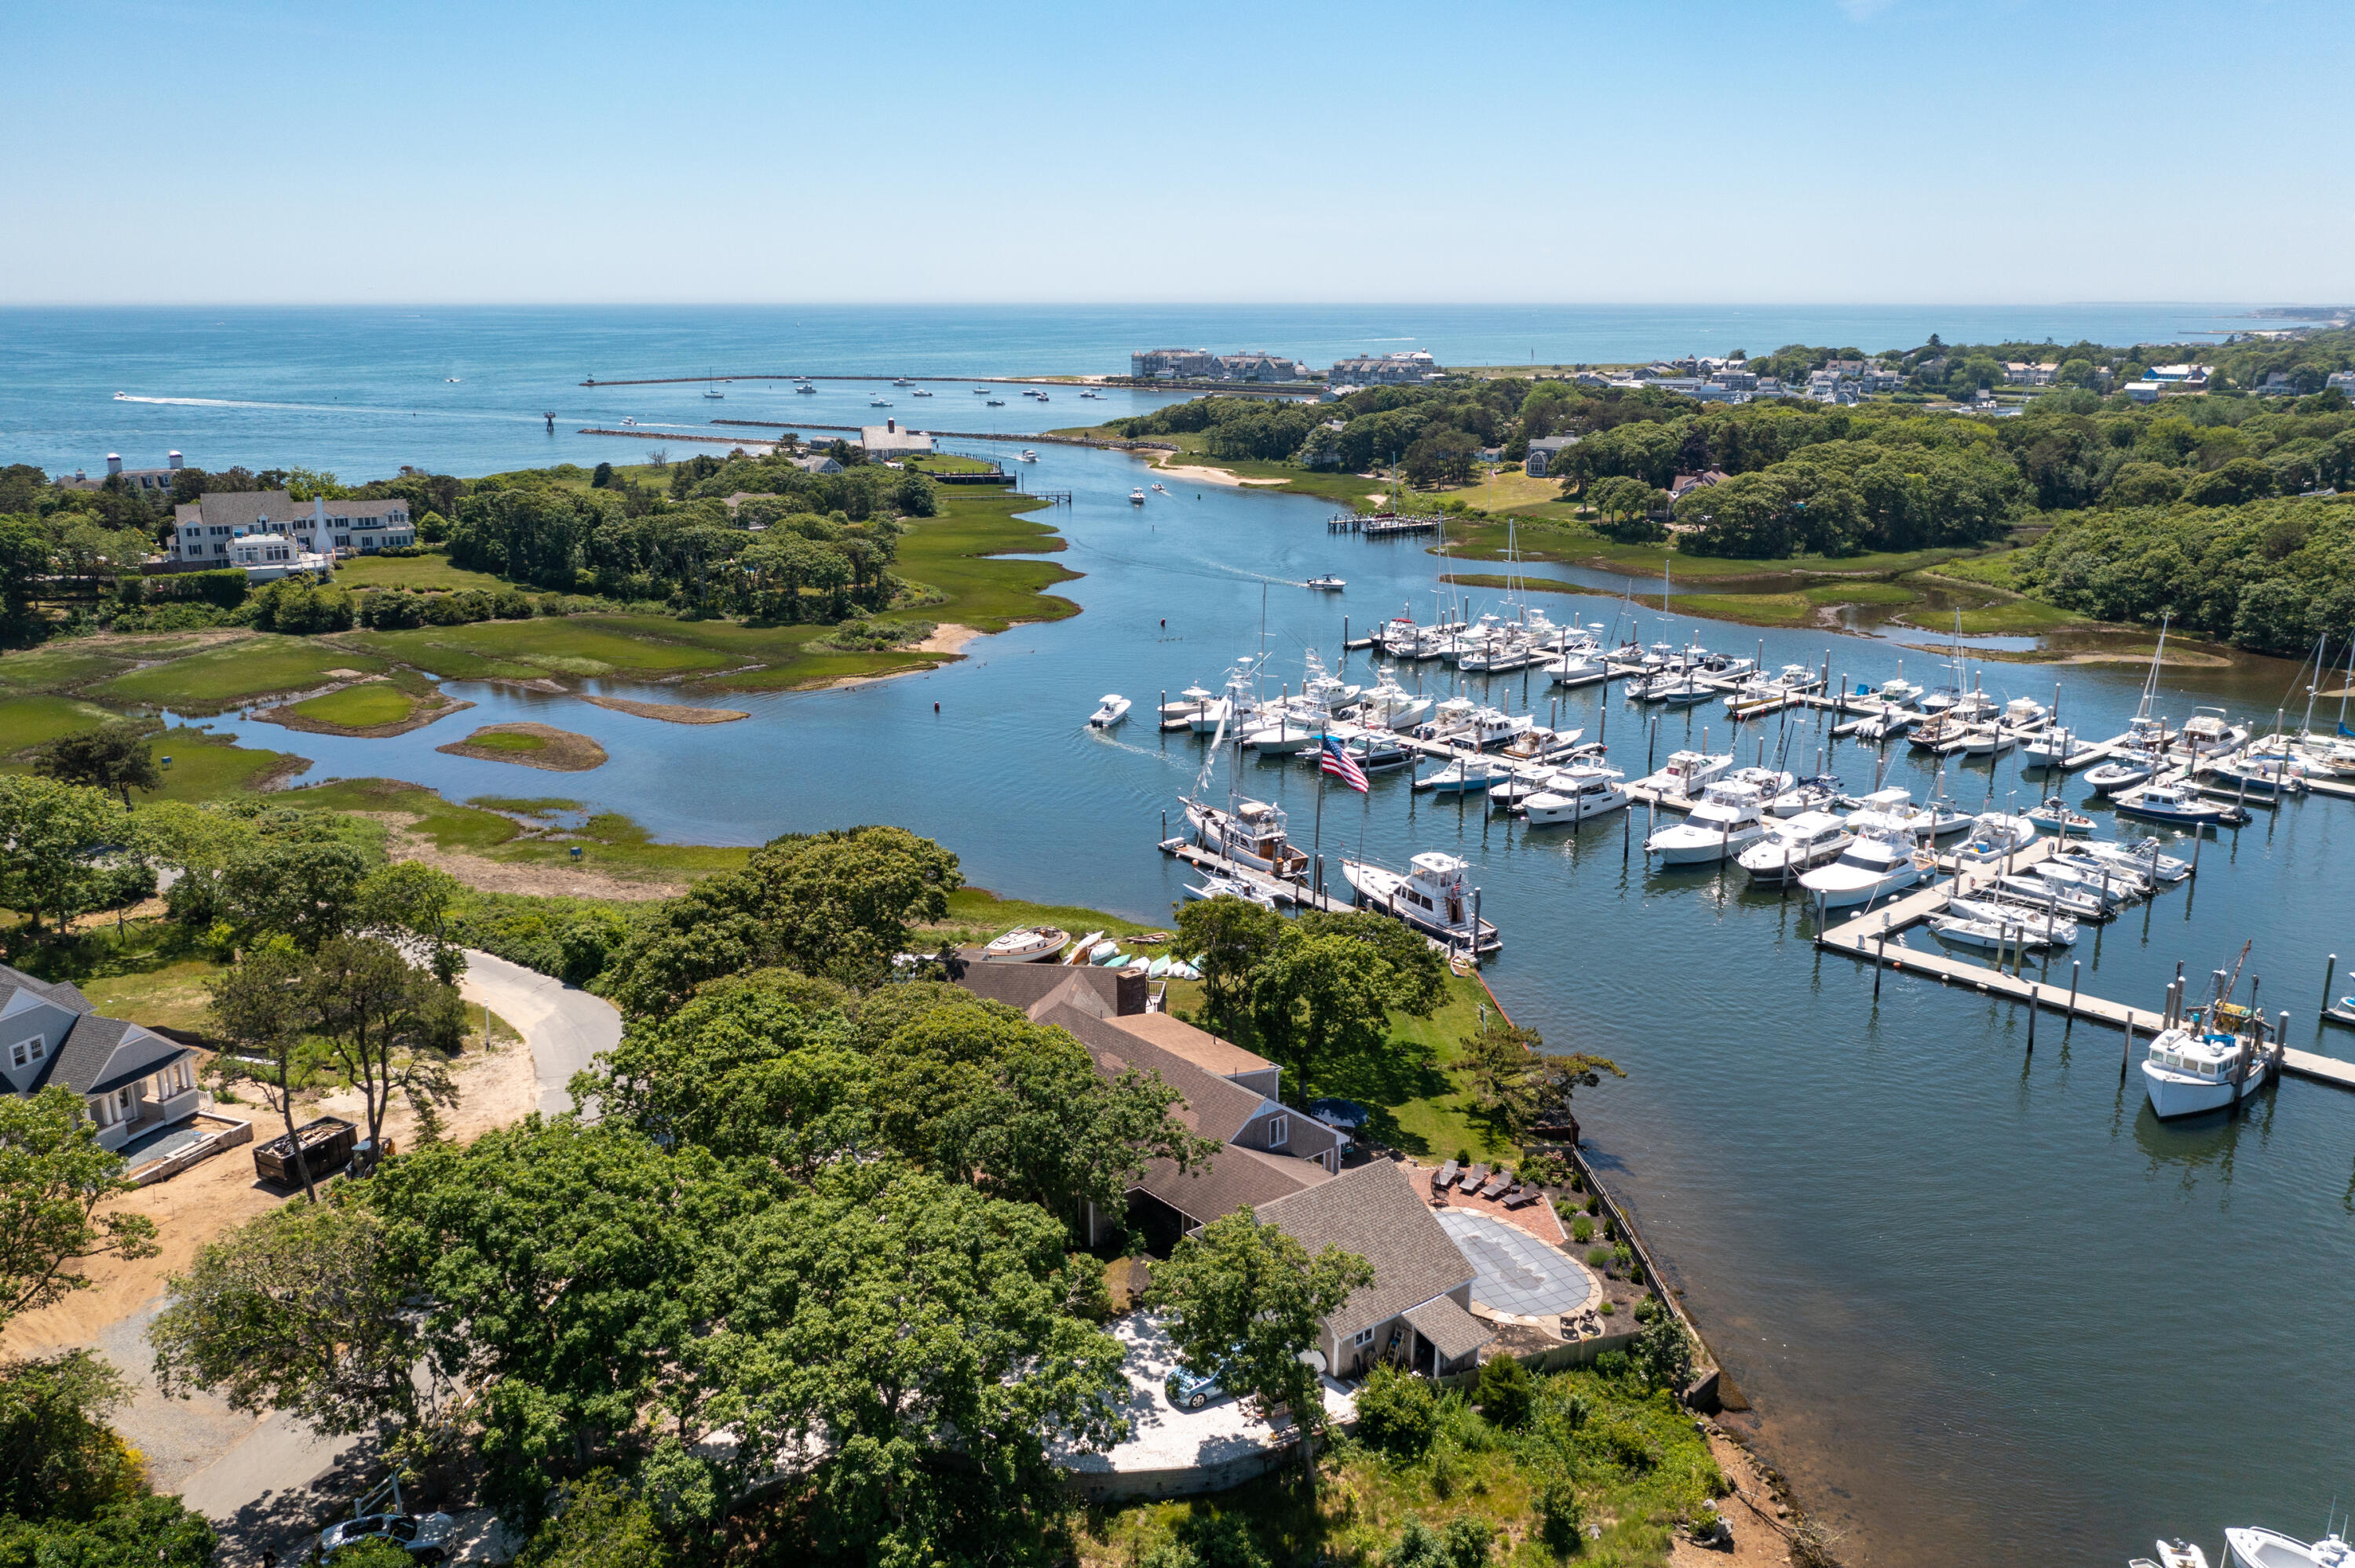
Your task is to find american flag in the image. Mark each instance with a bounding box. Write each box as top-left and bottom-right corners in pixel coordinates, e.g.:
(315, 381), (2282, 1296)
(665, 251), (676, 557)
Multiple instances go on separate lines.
(1320, 735), (1369, 793)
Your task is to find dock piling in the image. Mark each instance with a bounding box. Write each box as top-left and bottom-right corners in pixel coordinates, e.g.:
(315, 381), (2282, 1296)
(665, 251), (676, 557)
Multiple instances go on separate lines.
(2327, 954), (2339, 1011)
(2122, 1012), (2136, 1081)
(1875, 917), (1889, 1000)
(2028, 983), (2037, 1056)
(2066, 961), (2081, 1035)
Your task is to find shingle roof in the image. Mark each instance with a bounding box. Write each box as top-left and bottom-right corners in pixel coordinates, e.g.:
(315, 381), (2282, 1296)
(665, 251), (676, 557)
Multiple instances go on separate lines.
(1046, 1005), (1268, 1143)
(1404, 1294), (1494, 1361)
(949, 954), (1128, 1019)
(41, 1015), (188, 1097)
(1134, 1142), (1330, 1227)
(1104, 1012), (1272, 1080)
(1256, 1161), (1477, 1341)
(0, 964), (93, 1016)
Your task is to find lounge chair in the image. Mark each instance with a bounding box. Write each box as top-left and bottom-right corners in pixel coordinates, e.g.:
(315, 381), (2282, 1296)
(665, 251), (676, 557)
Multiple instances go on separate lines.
(1461, 1164), (1488, 1194)
(1502, 1185), (1541, 1209)
(1478, 1171), (1512, 1201)
(1431, 1159), (1460, 1194)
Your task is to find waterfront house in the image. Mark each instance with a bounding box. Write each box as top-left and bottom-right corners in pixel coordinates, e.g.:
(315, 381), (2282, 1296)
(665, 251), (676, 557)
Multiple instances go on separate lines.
(1216, 352), (1306, 383)
(1525, 436), (1579, 477)
(2003, 361), (2060, 386)
(170, 490), (413, 570)
(2, 964), (201, 1154)
(784, 452), (845, 475)
(1862, 363), (1904, 392)
(1670, 469), (1729, 501)
(859, 418), (936, 461)
(1328, 351), (1442, 386)
(57, 451), (185, 502)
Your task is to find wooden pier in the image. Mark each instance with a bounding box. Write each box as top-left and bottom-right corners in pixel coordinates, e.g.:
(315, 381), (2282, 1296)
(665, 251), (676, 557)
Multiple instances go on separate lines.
(1331, 512), (1443, 536)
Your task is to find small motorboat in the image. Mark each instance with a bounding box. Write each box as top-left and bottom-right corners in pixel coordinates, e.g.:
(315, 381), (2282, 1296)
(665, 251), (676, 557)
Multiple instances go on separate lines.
(912, 388), (933, 396)
(2083, 837), (2192, 882)
(2325, 995), (2355, 1029)
(794, 383), (817, 393)
(1130, 489), (1146, 505)
(113, 390), (129, 399)
(2086, 757), (2157, 796)
(1185, 876), (1277, 911)
(619, 417), (637, 425)
(1151, 482), (1168, 493)
(870, 397), (893, 407)
(2024, 795), (2096, 834)
(1087, 694), (1132, 728)
(1950, 812), (2039, 865)
(986, 398), (1006, 406)
(1931, 914), (2067, 951)
(1769, 775), (1845, 819)
(1306, 575), (1346, 592)
(1944, 895), (2078, 946)
(1063, 930), (1105, 965)
(981, 925), (1070, 964)
(1017, 449), (1039, 462)
(2130, 1537), (2211, 1568)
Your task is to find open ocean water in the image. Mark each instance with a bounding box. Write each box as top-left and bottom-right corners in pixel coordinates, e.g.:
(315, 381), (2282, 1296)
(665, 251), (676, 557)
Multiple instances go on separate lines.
(7, 305), (2350, 1565)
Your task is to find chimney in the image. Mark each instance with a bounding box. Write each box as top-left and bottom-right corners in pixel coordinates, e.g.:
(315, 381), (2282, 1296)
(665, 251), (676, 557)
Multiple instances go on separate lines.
(886, 418), (897, 434)
(168, 450), (183, 469)
(107, 454), (123, 475)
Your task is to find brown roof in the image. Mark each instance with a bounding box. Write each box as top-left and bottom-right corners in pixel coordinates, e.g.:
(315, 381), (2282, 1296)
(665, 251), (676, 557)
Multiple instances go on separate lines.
(1404, 1294), (1494, 1361)
(949, 954), (1129, 1018)
(1104, 1012), (1272, 1080)
(1039, 1003), (1267, 1143)
(1257, 1161), (1477, 1342)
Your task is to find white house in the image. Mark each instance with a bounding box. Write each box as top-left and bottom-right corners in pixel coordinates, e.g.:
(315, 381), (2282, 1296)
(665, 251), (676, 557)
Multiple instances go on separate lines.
(2003, 361), (2061, 386)
(2, 965), (201, 1155)
(57, 451), (186, 501)
(171, 490), (413, 568)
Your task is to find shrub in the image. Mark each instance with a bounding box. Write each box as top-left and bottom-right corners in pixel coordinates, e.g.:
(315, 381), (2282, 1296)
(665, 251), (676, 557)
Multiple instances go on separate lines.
(1634, 1295), (1658, 1322)
(1455, 1147), (1471, 1165)
(1586, 1195), (1601, 1215)
(1571, 1216), (1594, 1244)
(1353, 1362), (1437, 1456)
(1597, 1300), (1615, 1317)
(1386, 1515), (1492, 1568)
(1536, 1473), (1587, 1552)
(1586, 1246), (1612, 1271)
(1612, 1242), (1634, 1274)
(1475, 1353), (1533, 1429)
(1632, 1314), (1696, 1391)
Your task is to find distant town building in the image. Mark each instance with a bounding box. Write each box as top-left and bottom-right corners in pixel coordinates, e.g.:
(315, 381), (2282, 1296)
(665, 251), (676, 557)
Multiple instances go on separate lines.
(1716, 366), (1759, 392)
(784, 452), (845, 475)
(2003, 361), (2060, 386)
(1524, 436), (1579, 477)
(170, 490), (411, 571)
(2328, 371), (2355, 398)
(1130, 348), (1221, 380)
(1327, 351), (1442, 386)
(860, 418), (937, 461)
(1862, 363), (1904, 392)
(57, 451), (185, 500)
(1214, 352), (1305, 382)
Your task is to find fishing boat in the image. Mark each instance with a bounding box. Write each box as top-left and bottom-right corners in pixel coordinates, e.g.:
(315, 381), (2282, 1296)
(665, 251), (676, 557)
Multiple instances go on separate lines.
(2116, 782), (2249, 831)
(1853, 707), (1919, 742)
(1017, 449), (1039, 462)
(911, 388), (933, 396)
(1995, 873), (2111, 921)
(1160, 686), (1216, 727)
(1799, 811), (1933, 908)
(2021, 727), (2101, 768)
(981, 926), (1069, 963)
(1185, 876), (1277, 911)
(1129, 488), (1146, 505)
(986, 397), (1006, 406)
(1545, 649), (1610, 686)
(1496, 725), (1587, 765)
(1637, 748), (1732, 798)
(2086, 757), (2157, 796)
(1738, 811), (1854, 886)
(2142, 980), (2281, 1119)
(1241, 714), (1320, 755)
(1305, 574), (1346, 592)
(1944, 895), (2079, 946)
(1341, 851), (1501, 955)
(2024, 795), (2096, 834)
(1353, 667), (1431, 731)
(1768, 775), (1846, 819)
(1931, 913), (2068, 951)
(870, 396), (893, 407)
(1523, 764), (1630, 826)
(2223, 1524), (2355, 1567)
(1086, 694), (1131, 728)
(1645, 780), (1769, 865)
(1415, 754), (1514, 794)
(1151, 482), (1167, 494)
(2026, 857), (2142, 906)
(2082, 837), (2193, 882)
(1338, 732), (1414, 771)
(2200, 749), (2308, 798)
(1841, 785), (1969, 840)
(893, 377), (913, 387)
(2175, 706), (2248, 757)
(794, 383), (817, 393)
(1185, 797), (1309, 879)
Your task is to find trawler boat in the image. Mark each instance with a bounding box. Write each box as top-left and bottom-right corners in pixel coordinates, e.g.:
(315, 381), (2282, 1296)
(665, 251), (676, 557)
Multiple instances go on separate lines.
(1185, 797), (1309, 879)
(1341, 851), (1501, 954)
(1086, 694), (1132, 728)
(1799, 811), (1932, 908)
(1645, 781), (1769, 865)
(2143, 997), (2280, 1119)
(981, 926), (1070, 963)
(1638, 749), (1732, 798)
(2223, 1525), (2354, 1568)
(1738, 811), (1854, 885)
(1523, 764), (1630, 826)
(2116, 782), (2249, 830)
(2021, 727), (2101, 768)
(2175, 707), (2247, 757)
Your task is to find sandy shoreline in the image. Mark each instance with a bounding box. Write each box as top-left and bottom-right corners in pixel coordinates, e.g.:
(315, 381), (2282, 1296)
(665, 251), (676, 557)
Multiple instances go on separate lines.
(1149, 455), (1289, 489)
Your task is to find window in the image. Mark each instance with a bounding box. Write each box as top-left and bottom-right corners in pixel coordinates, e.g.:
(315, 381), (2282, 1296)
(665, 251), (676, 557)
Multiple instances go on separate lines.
(9, 1041), (24, 1068)
(1353, 1327), (1376, 1347)
(1267, 1114), (1288, 1148)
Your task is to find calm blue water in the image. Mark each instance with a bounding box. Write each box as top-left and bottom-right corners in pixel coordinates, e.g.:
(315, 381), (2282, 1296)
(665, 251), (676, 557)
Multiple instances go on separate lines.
(16, 307), (2353, 1565)
(0, 302), (2292, 481)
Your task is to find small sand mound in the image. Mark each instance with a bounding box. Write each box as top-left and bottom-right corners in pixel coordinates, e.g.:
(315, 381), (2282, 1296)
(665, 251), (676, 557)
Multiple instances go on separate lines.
(580, 695), (748, 724)
(435, 722), (607, 771)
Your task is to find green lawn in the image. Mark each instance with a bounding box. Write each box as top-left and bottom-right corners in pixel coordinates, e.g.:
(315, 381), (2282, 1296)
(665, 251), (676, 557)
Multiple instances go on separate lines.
(148, 727), (305, 800)
(77, 954), (229, 1038)
(0, 645), (145, 694)
(0, 694), (119, 757)
(333, 552), (510, 593)
(287, 682), (418, 728)
(468, 731), (549, 752)
(92, 636), (388, 712)
(896, 489), (1082, 631)
(927, 887), (1170, 950)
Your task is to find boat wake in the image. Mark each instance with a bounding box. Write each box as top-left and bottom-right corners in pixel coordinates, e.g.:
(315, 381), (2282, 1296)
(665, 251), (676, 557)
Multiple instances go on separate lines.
(1086, 730), (1196, 771)
(108, 393), (548, 425)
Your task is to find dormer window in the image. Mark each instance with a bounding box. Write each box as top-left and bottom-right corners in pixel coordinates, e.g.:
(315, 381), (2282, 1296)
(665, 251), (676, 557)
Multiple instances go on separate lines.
(10, 1036), (42, 1068)
(1267, 1114), (1288, 1148)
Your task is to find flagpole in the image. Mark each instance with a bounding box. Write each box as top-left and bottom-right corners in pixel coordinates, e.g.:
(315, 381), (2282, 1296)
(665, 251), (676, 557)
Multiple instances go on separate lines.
(1313, 723), (1327, 897)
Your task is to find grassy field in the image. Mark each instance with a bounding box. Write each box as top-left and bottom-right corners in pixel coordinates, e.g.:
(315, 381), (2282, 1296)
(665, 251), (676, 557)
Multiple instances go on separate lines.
(91, 636), (389, 712)
(0, 693), (119, 756)
(897, 487), (1083, 631)
(1444, 469), (1567, 512)
(467, 731), (547, 752)
(287, 682), (418, 728)
(148, 727), (305, 799)
(338, 616), (739, 680)
(926, 886), (1171, 950)
(332, 552), (510, 593)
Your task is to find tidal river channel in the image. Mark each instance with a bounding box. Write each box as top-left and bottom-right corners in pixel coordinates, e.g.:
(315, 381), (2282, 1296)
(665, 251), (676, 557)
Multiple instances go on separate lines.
(199, 442), (2355, 1566)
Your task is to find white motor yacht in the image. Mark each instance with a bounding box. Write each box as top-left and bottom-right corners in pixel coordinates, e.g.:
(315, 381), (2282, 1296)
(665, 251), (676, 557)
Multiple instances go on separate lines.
(1942, 896), (2078, 946)
(1844, 785), (1970, 839)
(2143, 1003), (2280, 1120)
(2176, 706), (2248, 757)
(2224, 1525), (2355, 1567)
(1637, 748), (1732, 798)
(1738, 810), (1854, 885)
(1355, 667), (1433, 731)
(1645, 781), (1769, 865)
(1545, 650), (1609, 686)
(1523, 764), (1629, 826)
(1086, 694), (1131, 728)
(1725, 764), (1796, 798)
(1799, 811), (1932, 908)
(1160, 686), (1216, 727)
(1242, 715), (1320, 754)
(1951, 811), (2039, 865)
(1185, 797), (1309, 880)
(2022, 726), (2101, 768)
(1341, 851), (1501, 954)
(1184, 875), (1277, 911)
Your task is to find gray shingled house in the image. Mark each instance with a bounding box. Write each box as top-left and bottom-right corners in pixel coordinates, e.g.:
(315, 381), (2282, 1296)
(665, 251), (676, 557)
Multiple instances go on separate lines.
(2, 964), (201, 1152)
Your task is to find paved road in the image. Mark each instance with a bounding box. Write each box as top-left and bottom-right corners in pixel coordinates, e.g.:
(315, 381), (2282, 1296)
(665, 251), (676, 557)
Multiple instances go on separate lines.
(457, 949), (623, 1118)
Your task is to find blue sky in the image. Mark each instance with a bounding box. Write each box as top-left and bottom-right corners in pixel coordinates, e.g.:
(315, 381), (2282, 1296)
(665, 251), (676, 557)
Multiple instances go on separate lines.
(6, 0), (2349, 304)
